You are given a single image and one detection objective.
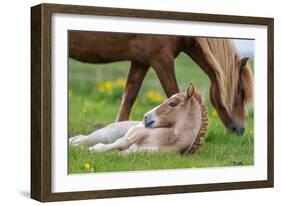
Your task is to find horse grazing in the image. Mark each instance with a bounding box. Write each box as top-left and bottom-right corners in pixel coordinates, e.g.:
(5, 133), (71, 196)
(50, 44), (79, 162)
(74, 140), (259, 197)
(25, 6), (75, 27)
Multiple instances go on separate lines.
(69, 84), (208, 154)
(69, 32), (253, 134)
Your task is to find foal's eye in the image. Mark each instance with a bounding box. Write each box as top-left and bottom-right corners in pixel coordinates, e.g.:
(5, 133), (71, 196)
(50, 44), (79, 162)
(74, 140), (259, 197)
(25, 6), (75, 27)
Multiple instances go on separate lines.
(169, 102), (177, 108)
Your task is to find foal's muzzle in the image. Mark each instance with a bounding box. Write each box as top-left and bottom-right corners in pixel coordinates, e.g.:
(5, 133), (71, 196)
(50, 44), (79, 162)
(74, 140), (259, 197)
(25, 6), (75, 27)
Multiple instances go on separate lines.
(144, 114), (155, 128)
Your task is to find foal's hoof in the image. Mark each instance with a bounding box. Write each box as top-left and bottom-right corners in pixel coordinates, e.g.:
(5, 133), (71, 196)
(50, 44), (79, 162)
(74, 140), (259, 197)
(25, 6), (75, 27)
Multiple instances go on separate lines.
(69, 136), (81, 146)
(69, 136), (77, 144)
(69, 135), (87, 146)
(89, 143), (107, 152)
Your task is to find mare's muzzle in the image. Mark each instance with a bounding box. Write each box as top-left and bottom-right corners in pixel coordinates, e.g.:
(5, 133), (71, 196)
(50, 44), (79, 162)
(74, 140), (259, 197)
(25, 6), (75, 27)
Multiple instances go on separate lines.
(228, 123), (245, 135)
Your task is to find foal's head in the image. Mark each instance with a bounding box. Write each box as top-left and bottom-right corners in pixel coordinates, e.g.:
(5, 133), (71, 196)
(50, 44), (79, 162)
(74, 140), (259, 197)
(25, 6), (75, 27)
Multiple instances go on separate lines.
(144, 83), (202, 128)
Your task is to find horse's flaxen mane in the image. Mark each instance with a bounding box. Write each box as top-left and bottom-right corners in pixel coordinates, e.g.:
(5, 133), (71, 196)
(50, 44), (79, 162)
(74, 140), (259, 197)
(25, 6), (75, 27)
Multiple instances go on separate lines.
(195, 37), (253, 114)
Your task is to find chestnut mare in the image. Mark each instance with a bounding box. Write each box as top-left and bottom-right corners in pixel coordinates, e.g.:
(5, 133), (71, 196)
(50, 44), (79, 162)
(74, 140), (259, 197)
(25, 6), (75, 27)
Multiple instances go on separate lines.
(69, 32), (253, 134)
(69, 84), (208, 154)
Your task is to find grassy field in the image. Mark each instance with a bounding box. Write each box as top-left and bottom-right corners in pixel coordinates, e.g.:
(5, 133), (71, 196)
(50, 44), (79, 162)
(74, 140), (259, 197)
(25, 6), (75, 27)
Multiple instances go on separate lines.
(68, 54), (254, 174)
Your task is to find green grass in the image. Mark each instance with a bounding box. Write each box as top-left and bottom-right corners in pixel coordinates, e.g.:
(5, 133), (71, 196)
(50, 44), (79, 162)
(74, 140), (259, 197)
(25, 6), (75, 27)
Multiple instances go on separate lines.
(68, 54), (254, 174)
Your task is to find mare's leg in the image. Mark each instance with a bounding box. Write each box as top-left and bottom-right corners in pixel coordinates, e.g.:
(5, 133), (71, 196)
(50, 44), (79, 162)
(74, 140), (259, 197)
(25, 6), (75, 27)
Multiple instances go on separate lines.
(151, 53), (179, 97)
(116, 62), (149, 121)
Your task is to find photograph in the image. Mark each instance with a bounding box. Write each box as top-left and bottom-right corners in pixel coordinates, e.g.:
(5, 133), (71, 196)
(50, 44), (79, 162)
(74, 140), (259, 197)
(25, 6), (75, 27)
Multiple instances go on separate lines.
(68, 31), (254, 174)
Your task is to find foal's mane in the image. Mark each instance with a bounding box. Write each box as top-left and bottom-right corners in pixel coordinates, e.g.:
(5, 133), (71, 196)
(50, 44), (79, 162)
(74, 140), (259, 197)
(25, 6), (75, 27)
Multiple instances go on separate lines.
(195, 37), (253, 114)
(189, 92), (208, 153)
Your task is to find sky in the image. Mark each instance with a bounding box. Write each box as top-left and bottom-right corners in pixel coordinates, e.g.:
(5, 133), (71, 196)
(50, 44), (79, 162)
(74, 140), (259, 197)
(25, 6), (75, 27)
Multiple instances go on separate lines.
(234, 39), (254, 58)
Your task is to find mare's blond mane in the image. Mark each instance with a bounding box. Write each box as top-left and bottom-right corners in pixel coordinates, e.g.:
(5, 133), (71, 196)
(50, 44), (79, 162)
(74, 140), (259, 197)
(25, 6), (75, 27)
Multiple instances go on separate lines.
(195, 38), (253, 114)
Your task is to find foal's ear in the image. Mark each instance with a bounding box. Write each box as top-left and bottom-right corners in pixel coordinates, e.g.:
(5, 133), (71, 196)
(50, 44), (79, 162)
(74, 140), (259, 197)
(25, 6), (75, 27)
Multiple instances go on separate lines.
(240, 57), (249, 68)
(186, 83), (195, 99)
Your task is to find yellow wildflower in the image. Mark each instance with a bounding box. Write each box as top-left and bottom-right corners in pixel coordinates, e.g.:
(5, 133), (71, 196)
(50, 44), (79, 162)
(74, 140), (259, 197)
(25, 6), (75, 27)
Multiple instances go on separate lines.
(84, 162), (91, 169)
(145, 90), (165, 103)
(82, 107), (87, 113)
(98, 78), (126, 94)
(98, 81), (113, 93)
(113, 78), (126, 88)
(211, 110), (218, 117)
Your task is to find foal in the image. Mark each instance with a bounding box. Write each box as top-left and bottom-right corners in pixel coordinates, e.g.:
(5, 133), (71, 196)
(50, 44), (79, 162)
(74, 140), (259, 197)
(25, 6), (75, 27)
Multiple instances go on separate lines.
(69, 84), (208, 153)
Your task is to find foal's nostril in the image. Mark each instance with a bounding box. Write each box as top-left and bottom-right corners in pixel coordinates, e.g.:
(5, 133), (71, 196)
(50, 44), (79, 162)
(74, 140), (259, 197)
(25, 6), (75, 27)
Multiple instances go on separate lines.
(143, 114), (155, 128)
(144, 115), (148, 123)
(144, 115), (149, 124)
(144, 115), (148, 121)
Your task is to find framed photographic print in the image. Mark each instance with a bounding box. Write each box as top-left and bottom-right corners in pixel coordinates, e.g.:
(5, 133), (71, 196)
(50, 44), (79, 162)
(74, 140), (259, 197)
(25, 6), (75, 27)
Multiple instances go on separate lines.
(31, 3), (274, 202)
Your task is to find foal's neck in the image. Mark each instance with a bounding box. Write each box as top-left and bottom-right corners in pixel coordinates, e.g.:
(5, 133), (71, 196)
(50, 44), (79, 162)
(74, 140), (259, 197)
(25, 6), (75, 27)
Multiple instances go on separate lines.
(174, 100), (202, 138)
